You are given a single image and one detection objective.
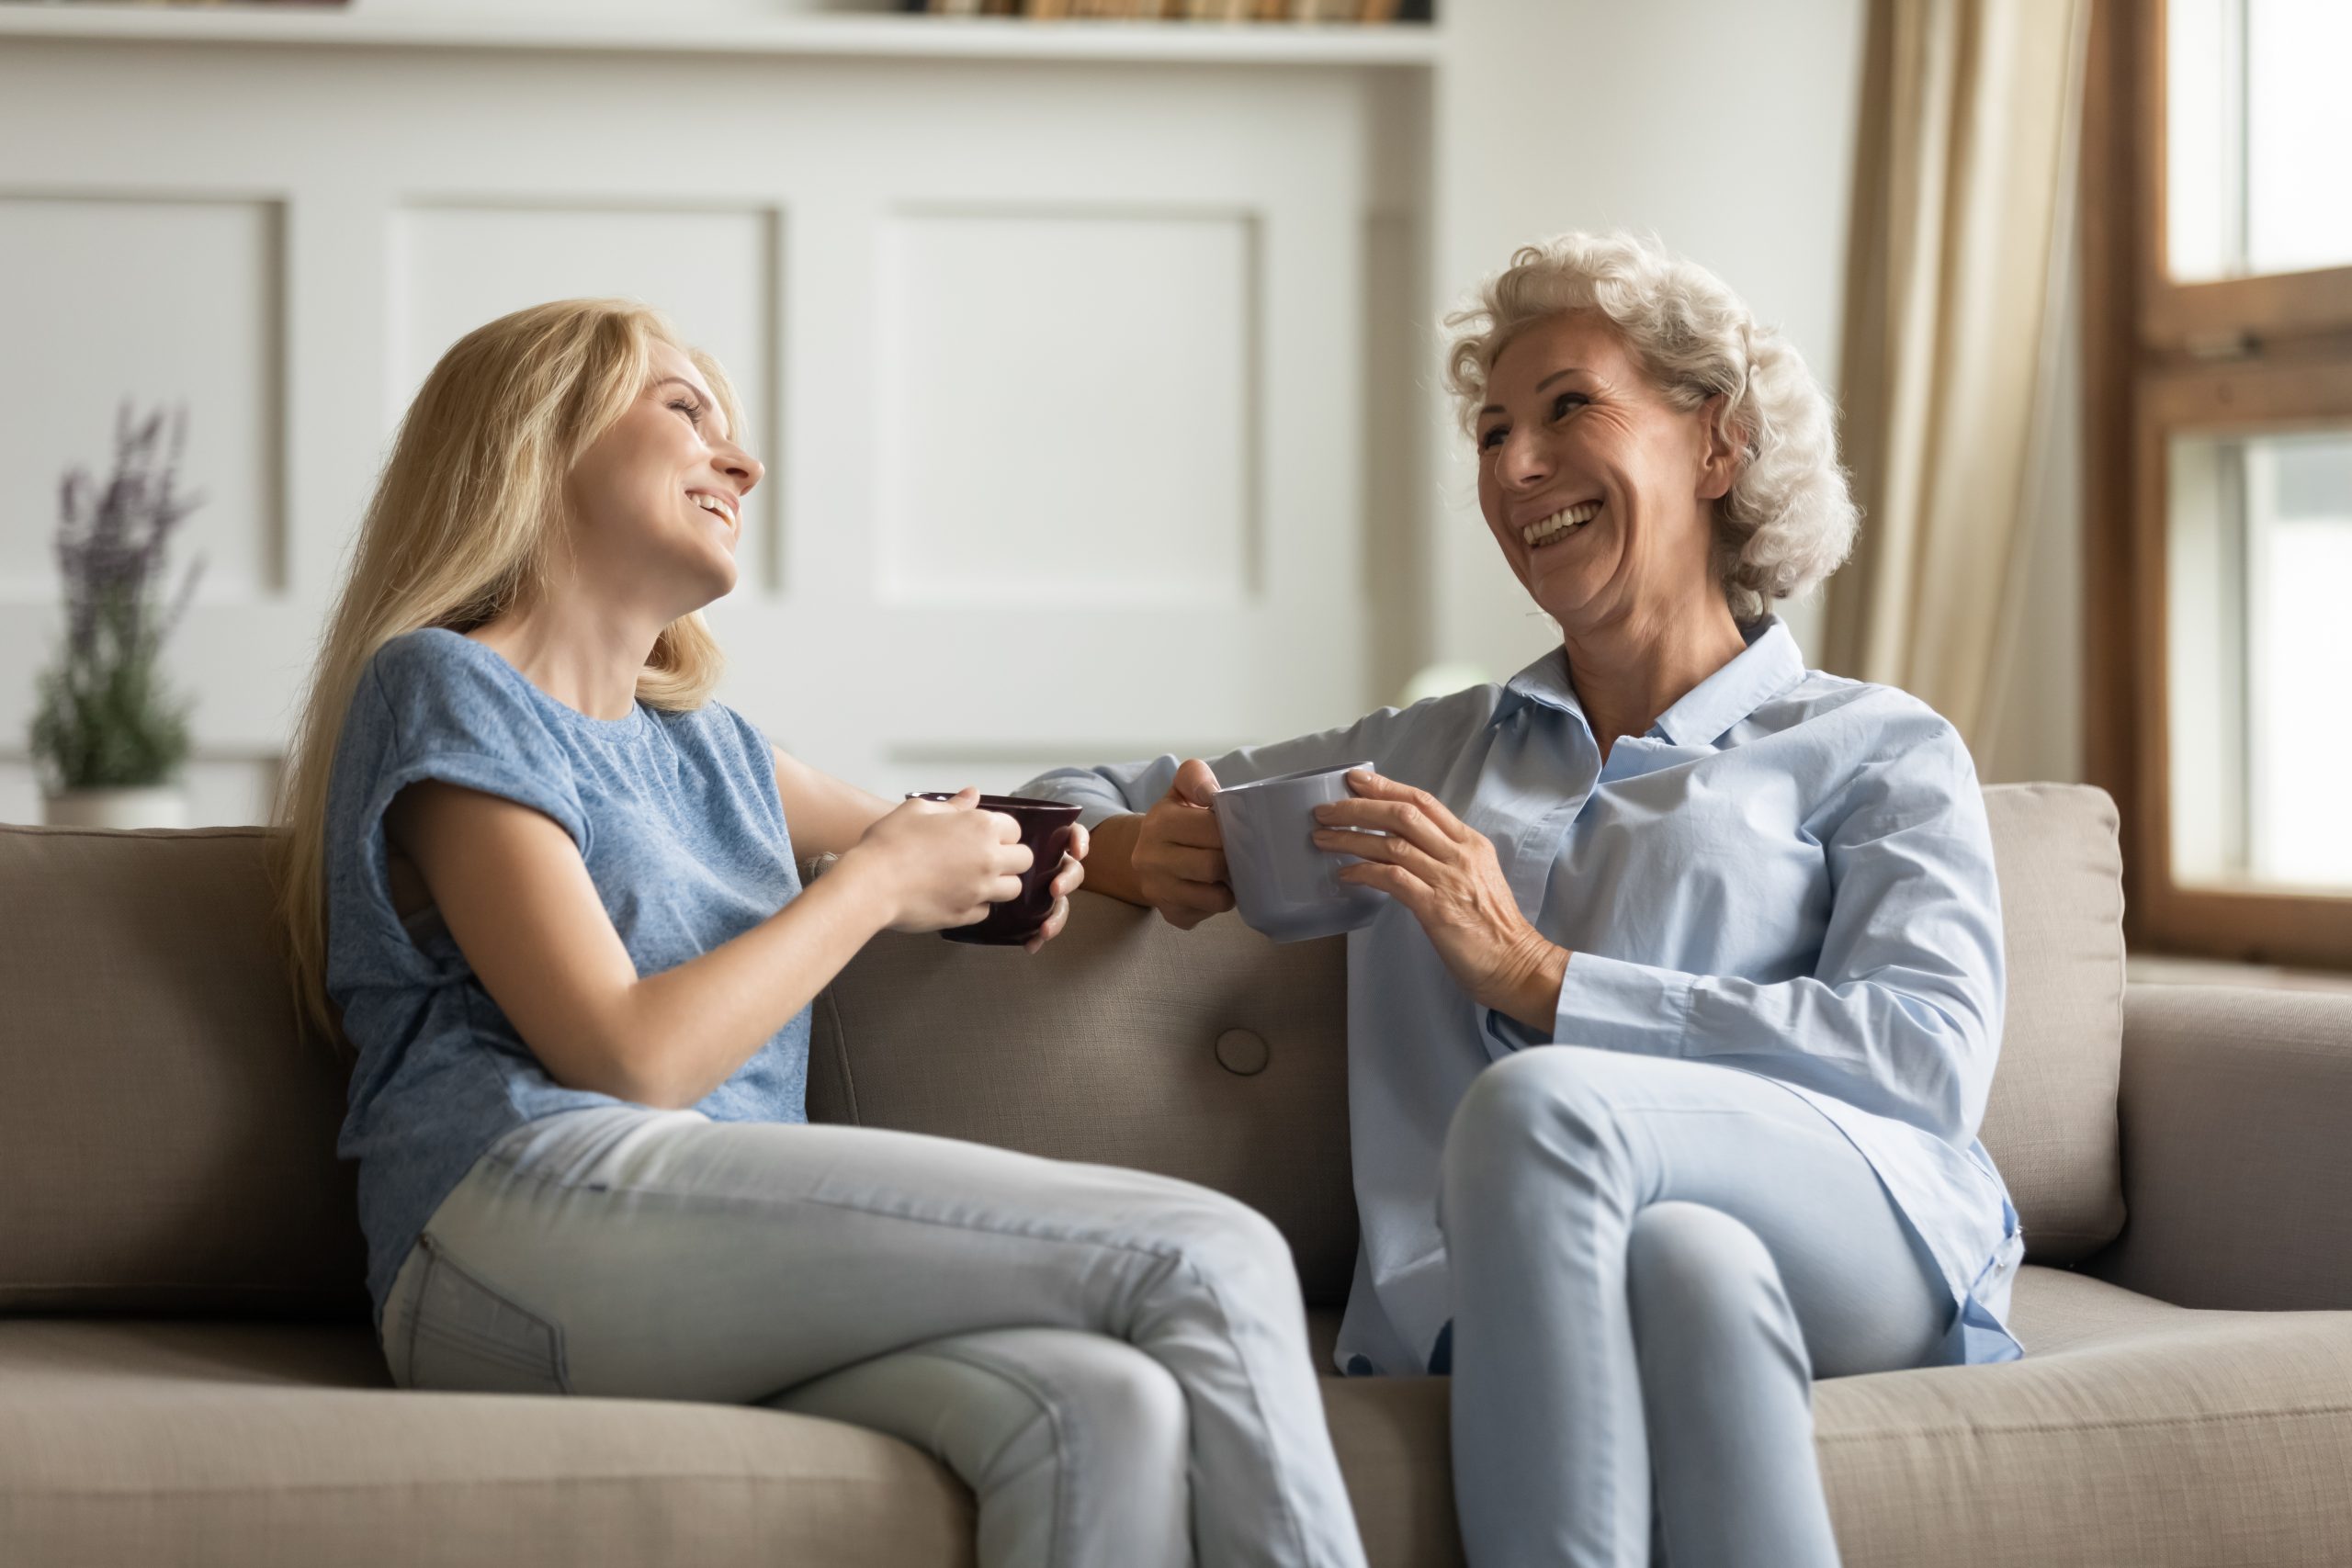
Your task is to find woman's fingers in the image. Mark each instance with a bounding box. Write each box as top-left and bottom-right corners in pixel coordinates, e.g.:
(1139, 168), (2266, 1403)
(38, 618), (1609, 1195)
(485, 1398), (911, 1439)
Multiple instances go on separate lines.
(1049, 852), (1087, 898)
(1342, 770), (1467, 832)
(1156, 804), (1226, 850)
(1170, 758), (1222, 807)
(1315, 795), (1457, 860)
(1023, 895), (1072, 953)
(1314, 824), (1442, 881)
(1148, 842), (1227, 883)
(1162, 878), (1236, 919)
(1337, 859), (1428, 912)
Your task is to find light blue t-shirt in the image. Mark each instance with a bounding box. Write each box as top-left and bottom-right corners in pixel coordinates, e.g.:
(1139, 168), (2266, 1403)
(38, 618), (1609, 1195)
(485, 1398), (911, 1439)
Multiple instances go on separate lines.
(1023, 615), (2025, 1375)
(324, 627), (808, 1327)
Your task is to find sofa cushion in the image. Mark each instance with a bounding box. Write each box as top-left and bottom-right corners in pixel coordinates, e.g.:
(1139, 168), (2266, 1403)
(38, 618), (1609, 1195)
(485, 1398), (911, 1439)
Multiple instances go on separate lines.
(0, 1318), (972, 1568)
(12, 1269), (2342, 1568)
(1819, 1267), (2352, 1567)
(1976, 784), (2128, 1263)
(810, 892), (1360, 1305)
(1300, 1267), (2352, 1568)
(0, 826), (365, 1316)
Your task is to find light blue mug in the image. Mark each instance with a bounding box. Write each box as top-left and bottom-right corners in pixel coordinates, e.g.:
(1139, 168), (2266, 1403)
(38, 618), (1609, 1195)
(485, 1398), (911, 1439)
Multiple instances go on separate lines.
(1212, 761), (1388, 943)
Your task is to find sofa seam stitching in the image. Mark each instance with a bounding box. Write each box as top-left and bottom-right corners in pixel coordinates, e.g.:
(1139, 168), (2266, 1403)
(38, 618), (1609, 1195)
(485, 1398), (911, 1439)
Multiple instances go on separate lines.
(1819, 1403), (2352, 1443)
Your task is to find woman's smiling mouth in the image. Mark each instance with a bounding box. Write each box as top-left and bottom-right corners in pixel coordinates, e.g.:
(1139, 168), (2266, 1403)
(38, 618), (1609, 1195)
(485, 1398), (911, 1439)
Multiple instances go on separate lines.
(1521, 500), (1600, 548)
(687, 490), (738, 530)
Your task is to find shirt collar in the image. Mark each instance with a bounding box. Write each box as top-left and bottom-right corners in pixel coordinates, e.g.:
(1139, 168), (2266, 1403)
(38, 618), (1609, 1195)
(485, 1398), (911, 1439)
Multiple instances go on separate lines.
(1492, 615), (1807, 749)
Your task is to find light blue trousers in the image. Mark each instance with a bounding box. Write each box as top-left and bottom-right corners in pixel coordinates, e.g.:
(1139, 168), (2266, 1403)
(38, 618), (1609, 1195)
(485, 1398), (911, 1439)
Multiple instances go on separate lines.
(1439, 1048), (1951, 1568)
(378, 1107), (1370, 1568)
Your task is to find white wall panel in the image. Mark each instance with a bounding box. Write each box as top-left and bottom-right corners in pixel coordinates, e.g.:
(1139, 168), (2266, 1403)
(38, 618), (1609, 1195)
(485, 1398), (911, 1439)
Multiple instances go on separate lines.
(0, 39), (1399, 823)
(392, 203), (779, 583)
(876, 209), (1256, 606)
(0, 194), (281, 601)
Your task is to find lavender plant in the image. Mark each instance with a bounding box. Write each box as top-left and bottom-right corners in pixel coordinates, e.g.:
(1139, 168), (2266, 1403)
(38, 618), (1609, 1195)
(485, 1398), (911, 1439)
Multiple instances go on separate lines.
(28, 404), (207, 794)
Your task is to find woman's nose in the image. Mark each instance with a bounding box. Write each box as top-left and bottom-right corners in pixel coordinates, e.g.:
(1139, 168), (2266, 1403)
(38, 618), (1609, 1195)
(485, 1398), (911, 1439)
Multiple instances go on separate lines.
(1497, 428), (1551, 489)
(718, 446), (764, 494)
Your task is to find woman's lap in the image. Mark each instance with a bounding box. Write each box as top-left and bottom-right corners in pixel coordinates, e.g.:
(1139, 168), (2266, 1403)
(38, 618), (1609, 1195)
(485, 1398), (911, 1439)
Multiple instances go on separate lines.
(382, 1106), (1372, 1568)
(1442, 1047), (1951, 1377)
(382, 1105), (1300, 1402)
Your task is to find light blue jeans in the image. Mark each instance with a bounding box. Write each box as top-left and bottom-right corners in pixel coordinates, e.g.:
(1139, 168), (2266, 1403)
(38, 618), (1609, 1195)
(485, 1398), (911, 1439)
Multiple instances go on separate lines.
(1439, 1047), (1952, 1568)
(378, 1107), (1370, 1568)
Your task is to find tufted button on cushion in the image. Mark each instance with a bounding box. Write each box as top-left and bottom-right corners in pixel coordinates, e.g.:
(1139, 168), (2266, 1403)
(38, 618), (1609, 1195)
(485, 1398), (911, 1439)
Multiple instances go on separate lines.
(1215, 1028), (1271, 1077)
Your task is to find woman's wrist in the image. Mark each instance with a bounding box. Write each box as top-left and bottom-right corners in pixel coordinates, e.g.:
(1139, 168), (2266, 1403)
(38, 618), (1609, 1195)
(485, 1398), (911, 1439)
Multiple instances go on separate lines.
(1491, 934), (1571, 1035)
(818, 843), (905, 936)
(1081, 812), (1148, 907)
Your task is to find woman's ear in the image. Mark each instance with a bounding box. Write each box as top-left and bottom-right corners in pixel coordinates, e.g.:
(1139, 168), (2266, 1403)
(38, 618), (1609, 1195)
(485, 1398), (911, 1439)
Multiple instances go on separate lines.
(1696, 393), (1742, 502)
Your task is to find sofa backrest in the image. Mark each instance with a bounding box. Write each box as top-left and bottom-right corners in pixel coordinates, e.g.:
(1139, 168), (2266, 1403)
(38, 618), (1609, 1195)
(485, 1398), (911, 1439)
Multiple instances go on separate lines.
(1975, 784), (2127, 1260)
(0, 826), (365, 1315)
(813, 782), (2130, 1300)
(0, 781), (2125, 1316)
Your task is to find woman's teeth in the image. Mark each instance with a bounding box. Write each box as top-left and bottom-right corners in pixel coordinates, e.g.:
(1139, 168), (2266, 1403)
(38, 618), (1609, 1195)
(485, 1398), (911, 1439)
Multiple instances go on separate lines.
(690, 492), (735, 527)
(1521, 501), (1600, 547)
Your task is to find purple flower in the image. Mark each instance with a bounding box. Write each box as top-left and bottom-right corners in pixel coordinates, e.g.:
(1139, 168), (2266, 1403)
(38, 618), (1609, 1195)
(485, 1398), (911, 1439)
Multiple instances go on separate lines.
(28, 402), (207, 793)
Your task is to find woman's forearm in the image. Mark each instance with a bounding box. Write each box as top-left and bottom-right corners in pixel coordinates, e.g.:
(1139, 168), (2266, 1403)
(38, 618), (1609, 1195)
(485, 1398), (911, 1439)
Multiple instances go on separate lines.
(1080, 812), (1149, 907)
(610, 859), (896, 1110)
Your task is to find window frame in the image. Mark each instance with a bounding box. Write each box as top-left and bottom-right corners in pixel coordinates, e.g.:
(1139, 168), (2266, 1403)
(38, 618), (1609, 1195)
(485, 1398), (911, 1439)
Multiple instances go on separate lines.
(2083, 0), (2352, 970)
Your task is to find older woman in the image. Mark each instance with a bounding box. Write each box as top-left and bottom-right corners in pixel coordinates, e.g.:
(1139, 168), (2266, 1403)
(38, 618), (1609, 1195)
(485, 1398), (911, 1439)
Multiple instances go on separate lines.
(1023, 231), (2023, 1568)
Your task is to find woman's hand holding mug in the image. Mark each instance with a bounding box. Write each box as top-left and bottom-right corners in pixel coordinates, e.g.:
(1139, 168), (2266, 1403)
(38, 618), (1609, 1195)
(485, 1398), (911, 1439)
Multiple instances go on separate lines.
(842, 789), (1034, 935)
(1117, 759), (1235, 931)
(1312, 769), (1567, 1032)
(1021, 822), (1091, 954)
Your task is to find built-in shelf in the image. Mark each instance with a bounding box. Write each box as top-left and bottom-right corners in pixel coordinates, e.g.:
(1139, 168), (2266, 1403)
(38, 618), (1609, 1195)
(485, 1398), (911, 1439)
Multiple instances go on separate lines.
(0, 5), (1442, 66)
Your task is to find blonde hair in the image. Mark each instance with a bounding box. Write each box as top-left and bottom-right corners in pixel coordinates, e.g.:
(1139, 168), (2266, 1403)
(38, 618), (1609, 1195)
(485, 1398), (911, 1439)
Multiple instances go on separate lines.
(1443, 231), (1857, 625)
(267, 299), (747, 1055)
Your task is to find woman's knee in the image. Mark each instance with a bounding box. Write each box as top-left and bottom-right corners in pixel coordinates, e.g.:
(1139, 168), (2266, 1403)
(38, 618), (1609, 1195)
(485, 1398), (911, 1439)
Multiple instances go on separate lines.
(1132, 1178), (1305, 1317)
(1441, 1047), (1631, 1207)
(1626, 1201), (1807, 1372)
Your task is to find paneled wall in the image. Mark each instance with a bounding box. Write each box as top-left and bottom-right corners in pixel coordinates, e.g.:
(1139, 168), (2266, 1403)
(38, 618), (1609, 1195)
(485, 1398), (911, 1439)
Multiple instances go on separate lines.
(0, 32), (1429, 822)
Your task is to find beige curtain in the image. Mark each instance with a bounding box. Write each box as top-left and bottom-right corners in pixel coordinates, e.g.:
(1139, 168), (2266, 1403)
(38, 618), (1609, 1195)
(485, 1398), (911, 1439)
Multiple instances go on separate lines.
(1822, 0), (2089, 750)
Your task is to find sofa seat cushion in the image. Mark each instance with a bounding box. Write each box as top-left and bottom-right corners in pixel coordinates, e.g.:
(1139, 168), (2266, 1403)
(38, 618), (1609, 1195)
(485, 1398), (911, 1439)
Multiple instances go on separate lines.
(1820, 1266), (2352, 1566)
(1305, 1266), (2352, 1568)
(0, 1319), (972, 1568)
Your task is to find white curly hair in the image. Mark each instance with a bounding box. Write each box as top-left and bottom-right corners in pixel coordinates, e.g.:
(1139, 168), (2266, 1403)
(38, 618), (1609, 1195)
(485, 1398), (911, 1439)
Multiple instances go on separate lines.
(1443, 231), (1857, 625)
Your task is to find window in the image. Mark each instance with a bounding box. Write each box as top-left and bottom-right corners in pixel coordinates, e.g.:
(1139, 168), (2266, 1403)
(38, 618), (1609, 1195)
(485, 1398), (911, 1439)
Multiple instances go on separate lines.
(2083, 0), (2352, 967)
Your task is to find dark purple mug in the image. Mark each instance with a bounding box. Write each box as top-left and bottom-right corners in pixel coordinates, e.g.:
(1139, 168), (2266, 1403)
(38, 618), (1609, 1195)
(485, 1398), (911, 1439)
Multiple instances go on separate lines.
(910, 793), (1082, 946)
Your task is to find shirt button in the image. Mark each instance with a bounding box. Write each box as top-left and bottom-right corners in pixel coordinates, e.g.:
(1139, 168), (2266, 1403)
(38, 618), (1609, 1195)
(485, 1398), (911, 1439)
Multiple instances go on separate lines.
(1215, 1029), (1271, 1077)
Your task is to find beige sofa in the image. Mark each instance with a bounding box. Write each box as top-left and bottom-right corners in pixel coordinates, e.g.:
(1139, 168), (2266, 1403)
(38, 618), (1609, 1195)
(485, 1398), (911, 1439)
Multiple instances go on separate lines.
(4, 783), (2350, 1567)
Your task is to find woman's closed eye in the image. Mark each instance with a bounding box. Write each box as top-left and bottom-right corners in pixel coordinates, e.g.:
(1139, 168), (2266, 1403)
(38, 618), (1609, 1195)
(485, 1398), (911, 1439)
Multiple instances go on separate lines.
(669, 396), (705, 428)
(1478, 393), (1588, 448)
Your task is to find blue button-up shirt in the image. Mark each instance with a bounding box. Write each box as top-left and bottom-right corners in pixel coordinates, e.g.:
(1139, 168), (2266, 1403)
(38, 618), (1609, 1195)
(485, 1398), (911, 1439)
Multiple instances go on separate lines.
(1023, 615), (2025, 1374)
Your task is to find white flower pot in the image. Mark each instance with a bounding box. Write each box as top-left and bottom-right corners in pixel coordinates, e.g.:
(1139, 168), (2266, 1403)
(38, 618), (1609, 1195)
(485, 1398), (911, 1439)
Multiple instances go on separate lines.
(41, 787), (190, 829)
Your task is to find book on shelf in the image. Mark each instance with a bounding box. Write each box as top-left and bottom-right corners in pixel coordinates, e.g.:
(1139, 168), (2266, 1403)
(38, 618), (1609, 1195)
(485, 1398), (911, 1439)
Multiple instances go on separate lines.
(918, 0), (1426, 20)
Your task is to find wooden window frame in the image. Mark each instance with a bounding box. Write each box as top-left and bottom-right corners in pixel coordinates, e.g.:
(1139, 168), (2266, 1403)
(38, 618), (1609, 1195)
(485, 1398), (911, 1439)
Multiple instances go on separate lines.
(2082, 0), (2352, 971)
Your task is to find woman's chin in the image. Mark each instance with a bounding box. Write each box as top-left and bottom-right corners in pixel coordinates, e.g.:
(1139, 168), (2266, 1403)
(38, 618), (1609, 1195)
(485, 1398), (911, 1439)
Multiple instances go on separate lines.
(1525, 565), (1605, 624)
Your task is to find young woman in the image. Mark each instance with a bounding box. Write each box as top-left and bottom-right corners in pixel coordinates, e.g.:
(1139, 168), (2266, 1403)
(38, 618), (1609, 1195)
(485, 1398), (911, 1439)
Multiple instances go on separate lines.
(268, 299), (1369, 1568)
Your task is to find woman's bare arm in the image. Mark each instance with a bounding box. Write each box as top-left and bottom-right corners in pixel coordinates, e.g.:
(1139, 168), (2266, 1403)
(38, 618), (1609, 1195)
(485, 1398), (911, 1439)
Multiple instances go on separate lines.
(386, 779), (897, 1110)
(771, 744), (892, 861)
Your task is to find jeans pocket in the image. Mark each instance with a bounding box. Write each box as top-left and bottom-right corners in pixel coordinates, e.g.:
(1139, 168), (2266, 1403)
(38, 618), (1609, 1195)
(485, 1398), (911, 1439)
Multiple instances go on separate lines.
(401, 1232), (571, 1396)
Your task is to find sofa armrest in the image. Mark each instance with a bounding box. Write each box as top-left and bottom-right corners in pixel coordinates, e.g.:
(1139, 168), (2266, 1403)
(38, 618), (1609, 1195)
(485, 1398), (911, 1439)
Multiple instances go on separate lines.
(2085, 982), (2352, 1310)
